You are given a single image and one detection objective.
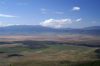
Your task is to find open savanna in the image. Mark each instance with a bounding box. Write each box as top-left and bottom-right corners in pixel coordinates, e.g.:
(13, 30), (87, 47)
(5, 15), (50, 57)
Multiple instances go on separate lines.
(0, 39), (100, 66)
(0, 33), (100, 41)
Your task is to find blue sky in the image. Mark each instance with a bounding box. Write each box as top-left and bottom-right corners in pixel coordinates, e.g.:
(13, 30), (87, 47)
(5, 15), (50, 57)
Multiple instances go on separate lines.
(0, 0), (100, 28)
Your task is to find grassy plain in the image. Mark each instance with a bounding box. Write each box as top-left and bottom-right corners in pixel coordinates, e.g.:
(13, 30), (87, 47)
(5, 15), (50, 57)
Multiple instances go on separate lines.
(0, 44), (98, 66)
(0, 33), (100, 41)
(0, 33), (100, 66)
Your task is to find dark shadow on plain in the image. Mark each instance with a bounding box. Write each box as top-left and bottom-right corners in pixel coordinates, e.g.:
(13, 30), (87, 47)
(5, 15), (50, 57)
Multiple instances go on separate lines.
(8, 54), (24, 57)
(95, 48), (100, 59)
(0, 52), (4, 53)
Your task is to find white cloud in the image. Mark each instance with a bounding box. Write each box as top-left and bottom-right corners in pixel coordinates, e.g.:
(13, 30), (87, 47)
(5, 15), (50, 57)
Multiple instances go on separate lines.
(40, 8), (47, 11)
(0, 23), (38, 27)
(40, 18), (72, 28)
(72, 7), (80, 11)
(3, 24), (20, 26)
(76, 18), (82, 22)
(0, 23), (14, 27)
(41, 12), (47, 14)
(55, 25), (62, 28)
(55, 12), (64, 14)
(0, 14), (17, 17)
(40, 8), (48, 14)
(0, 22), (2, 25)
(6, 24), (15, 26)
(17, 3), (28, 5)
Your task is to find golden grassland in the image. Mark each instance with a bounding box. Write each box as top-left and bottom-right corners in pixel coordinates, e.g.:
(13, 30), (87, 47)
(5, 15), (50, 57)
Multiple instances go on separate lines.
(0, 33), (99, 41)
(0, 44), (22, 48)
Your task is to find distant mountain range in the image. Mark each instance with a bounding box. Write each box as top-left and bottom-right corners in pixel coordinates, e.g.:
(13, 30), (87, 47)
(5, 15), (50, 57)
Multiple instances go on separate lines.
(0, 25), (58, 32)
(83, 26), (100, 29)
(0, 25), (100, 35)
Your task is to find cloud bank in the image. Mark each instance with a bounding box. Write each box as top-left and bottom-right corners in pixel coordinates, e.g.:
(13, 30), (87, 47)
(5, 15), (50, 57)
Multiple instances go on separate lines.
(40, 18), (72, 28)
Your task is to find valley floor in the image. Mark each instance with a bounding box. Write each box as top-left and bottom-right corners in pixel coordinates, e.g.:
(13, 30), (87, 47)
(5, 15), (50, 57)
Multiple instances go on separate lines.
(0, 34), (100, 66)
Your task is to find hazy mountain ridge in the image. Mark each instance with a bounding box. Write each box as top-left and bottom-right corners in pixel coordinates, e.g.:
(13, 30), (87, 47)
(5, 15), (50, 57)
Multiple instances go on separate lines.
(83, 26), (100, 29)
(0, 25), (100, 35)
(0, 25), (60, 32)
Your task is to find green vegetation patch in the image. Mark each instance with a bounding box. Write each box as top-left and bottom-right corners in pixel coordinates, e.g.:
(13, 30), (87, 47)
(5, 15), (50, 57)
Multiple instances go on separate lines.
(0, 40), (99, 66)
(12, 60), (72, 66)
(0, 46), (30, 53)
(75, 60), (100, 66)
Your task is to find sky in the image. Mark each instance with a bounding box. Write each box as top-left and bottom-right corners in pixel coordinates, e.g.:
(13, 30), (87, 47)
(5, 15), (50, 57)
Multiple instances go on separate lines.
(0, 0), (100, 28)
